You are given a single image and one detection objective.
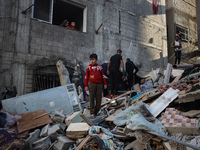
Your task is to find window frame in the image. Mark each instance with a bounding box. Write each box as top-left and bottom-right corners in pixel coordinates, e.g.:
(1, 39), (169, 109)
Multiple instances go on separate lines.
(32, 0), (87, 33)
(176, 24), (189, 42)
(32, 0), (53, 24)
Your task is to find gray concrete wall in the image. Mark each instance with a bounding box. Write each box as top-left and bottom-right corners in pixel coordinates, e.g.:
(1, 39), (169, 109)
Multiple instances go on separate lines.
(0, 0), (168, 95)
(196, 0), (200, 51)
(166, 0), (198, 64)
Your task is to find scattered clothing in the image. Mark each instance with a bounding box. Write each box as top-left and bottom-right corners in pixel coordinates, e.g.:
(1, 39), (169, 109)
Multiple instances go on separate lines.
(0, 129), (24, 150)
(89, 126), (124, 150)
(141, 82), (153, 93)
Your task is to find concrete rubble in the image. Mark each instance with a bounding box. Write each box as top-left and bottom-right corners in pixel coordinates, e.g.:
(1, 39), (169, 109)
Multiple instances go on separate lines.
(1, 62), (200, 150)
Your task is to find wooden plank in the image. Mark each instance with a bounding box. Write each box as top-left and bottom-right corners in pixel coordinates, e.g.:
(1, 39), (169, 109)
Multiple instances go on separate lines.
(17, 109), (52, 134)
(101, 90), (134, 106)
(75, 135), (91, 150)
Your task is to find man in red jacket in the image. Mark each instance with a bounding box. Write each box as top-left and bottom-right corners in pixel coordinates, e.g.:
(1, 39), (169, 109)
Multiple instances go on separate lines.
(84, 54), (107, 118)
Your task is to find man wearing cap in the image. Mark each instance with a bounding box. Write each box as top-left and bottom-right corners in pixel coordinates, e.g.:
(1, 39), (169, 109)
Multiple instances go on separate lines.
(171, 35), (182, 64)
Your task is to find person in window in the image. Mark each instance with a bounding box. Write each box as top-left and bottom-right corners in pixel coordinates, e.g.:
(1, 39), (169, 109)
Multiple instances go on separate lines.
(171, 35), (182, 64)
(60, 19), (69, 28)
(68, 22), (77, 30)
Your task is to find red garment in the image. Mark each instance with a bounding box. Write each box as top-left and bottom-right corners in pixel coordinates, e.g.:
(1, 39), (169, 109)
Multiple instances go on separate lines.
(84, 64), (107, 87)
(68, 26), (77, 30)
(153, 0), (159, 14)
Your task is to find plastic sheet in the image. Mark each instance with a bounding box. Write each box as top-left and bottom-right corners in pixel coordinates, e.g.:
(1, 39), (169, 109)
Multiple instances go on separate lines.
(113, 102), (167, 135)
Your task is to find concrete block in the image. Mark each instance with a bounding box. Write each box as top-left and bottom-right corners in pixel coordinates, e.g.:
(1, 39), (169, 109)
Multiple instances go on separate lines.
(53, 136), (75, 150)
(149, 88), (180, 117)
(33, 136), (51, 150)
(48, 124), (62, 142)
(25, 129), (40, 150)
(65, 111), (83, 126)
(48, 124), (62, 136)
(40, 124), (49, 137)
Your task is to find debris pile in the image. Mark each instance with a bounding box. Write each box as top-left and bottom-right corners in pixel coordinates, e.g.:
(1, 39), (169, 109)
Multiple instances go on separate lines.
(1, 62), (200, 150)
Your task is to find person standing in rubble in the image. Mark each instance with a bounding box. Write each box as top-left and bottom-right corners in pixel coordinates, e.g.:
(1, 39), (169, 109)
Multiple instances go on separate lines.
(126, 58), (139, 90)
(84, 54), (107, 119)
(107, 49), (124, 95)
(171, 35), (182, 64)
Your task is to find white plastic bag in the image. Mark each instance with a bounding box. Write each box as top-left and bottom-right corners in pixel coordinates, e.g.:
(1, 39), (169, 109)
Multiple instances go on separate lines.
(4, 112), (21, 128)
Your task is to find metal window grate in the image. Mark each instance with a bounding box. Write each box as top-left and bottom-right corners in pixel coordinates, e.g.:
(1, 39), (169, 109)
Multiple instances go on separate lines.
(33, 66), (60, 92)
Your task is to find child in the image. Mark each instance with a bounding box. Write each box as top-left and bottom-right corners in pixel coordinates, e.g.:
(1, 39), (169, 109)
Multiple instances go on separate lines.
(68, 22), (77, 30)
(84, 54), (107, 118)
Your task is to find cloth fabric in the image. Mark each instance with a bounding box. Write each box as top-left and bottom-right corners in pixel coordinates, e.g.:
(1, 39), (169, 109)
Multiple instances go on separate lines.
(175, 50), (181, 64)
(89, 82), (102, 115)
(89, 126), (124, 150)
(153, 0), (159, 14)
(82, 135), (109, 150)
(0, 128), (24, 150)
(174, 41), (181, 51)
(110, 70), (121, 95)
(68, 26), (77, 30)
(141, 82), (154, 93)
(109, 54), (122, 71)
(84, 64), (107, 88)
(171, 40), (182, 51)
(101, 63), (109, 77)
(0, 112), (6, 128)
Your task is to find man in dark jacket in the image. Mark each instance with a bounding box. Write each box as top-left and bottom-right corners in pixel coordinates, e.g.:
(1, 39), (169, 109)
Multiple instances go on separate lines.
(107, 49), (124, 95)
(126, 58), (139, 90)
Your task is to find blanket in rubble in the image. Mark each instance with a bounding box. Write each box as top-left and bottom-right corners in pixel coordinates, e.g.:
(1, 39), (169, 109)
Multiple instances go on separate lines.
(89, 126), (124, 150)
(0, 128), (24, 150)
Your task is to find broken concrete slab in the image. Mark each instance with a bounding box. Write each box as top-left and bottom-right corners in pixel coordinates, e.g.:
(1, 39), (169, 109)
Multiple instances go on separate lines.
(66, 123), (89, 139)
(56, 60), (71, 85)
(2, 84), (82, 114)
(25, 129), (40, 150)
(48, 124), (62, 136)
(53, 135), (75, 150)
(40, 124), (49, 137)
(148, 88), (179, 117)
(32, 136), (51, 150)
(65, 111), (83, 126)
(164, 63), (172, 84)
(178, 89), (200, 103)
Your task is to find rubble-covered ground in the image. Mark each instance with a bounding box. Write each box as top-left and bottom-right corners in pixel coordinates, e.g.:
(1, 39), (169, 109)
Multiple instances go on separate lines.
(1, 62), (200, 150)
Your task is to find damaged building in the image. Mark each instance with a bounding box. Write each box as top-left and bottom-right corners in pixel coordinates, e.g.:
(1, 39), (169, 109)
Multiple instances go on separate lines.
(166, 0), (199, 64)
(0, 0), (168, 96)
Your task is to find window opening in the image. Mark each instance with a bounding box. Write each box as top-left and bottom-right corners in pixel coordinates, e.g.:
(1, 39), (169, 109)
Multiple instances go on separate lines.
(176, 25), (189, 42)
(32, 0), (87, 32)
(33, 0), (53, 23)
